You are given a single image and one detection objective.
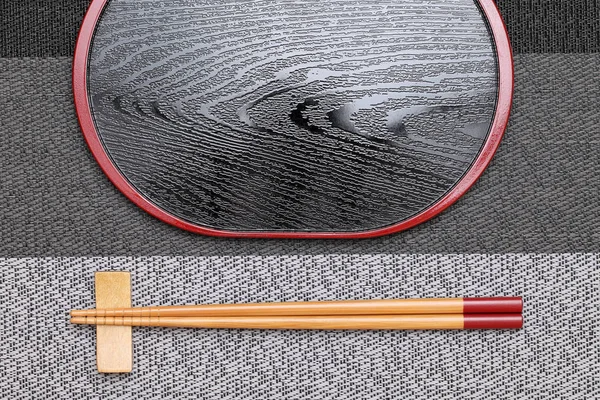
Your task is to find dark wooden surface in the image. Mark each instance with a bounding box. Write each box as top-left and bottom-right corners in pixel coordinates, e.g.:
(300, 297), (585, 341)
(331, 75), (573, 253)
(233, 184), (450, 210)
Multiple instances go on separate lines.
(88, 0), (498, 232)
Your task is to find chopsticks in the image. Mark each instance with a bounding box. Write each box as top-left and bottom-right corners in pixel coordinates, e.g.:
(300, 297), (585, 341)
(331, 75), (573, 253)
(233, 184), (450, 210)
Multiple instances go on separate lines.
(70, 297), (523, 330)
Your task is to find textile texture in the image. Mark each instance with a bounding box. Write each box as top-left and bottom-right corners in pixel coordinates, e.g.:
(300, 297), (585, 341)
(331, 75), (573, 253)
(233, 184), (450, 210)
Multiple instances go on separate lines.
(1, 0), (599, 399)
(1, 255), (599, 399)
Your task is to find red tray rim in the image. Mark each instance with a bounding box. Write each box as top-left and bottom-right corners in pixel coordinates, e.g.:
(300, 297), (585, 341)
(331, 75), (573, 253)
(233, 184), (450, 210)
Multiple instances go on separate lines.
(73, 0), (514, 239)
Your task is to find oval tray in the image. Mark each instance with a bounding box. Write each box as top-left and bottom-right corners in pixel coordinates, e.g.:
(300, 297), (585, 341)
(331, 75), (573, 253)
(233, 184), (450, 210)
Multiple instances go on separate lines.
(74, 0), (513, 238)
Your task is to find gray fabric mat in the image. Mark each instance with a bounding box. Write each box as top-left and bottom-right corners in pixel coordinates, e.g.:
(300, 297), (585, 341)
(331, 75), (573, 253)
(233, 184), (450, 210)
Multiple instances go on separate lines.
(1, 254), (598, 399)
(1, 55), (600, 255)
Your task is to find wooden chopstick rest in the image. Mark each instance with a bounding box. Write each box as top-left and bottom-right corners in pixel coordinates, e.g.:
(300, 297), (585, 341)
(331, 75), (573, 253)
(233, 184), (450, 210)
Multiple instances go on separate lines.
(93, 272), (132, 373)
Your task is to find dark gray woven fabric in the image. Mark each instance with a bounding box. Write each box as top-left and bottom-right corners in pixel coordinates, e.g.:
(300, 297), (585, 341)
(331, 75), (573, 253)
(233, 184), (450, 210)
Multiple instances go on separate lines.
(1, 255), (598, 399)
(1, 55), (600, 255)
(499, 0), (600, 53)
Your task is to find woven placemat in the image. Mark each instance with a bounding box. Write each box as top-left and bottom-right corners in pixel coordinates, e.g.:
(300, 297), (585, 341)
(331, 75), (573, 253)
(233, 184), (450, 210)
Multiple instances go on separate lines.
(2, 255), (599, 399)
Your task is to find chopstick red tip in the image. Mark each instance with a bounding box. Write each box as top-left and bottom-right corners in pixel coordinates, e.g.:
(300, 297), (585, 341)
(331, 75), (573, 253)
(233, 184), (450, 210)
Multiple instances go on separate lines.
(463, 313), (523, 329)
(463, 297), (522, 313)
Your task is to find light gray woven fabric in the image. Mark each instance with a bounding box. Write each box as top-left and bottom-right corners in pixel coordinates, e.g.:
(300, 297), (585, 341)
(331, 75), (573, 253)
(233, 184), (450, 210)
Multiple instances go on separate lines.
(1, 56), (600, 255)
(1, 254), (598, 399)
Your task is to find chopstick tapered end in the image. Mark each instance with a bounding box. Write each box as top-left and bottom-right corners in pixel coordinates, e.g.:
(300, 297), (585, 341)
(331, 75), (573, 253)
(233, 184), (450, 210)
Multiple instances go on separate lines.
(70, 310), (86, 317)
(70, 317), (88, 325)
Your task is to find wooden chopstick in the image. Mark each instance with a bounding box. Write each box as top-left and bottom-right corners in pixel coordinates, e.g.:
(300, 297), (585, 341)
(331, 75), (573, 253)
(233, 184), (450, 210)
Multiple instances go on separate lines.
(70, 314), (523, 330)
(70, 297), (522, 318)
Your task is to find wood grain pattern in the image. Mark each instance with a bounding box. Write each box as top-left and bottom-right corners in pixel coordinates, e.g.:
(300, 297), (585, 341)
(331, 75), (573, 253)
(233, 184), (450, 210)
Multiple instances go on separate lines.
(88, 0), (498, 232)
(95, 272), (132, 373)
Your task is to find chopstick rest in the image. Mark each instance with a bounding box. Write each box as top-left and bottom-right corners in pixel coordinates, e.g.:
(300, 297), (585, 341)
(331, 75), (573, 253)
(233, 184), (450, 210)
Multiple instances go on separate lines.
(93, 272), (132, 373)
(74, 272), (523, 374)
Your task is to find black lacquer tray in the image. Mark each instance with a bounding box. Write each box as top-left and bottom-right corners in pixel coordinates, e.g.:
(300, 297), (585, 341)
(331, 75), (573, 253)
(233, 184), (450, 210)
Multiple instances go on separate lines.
(74, 0), (513, 238)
